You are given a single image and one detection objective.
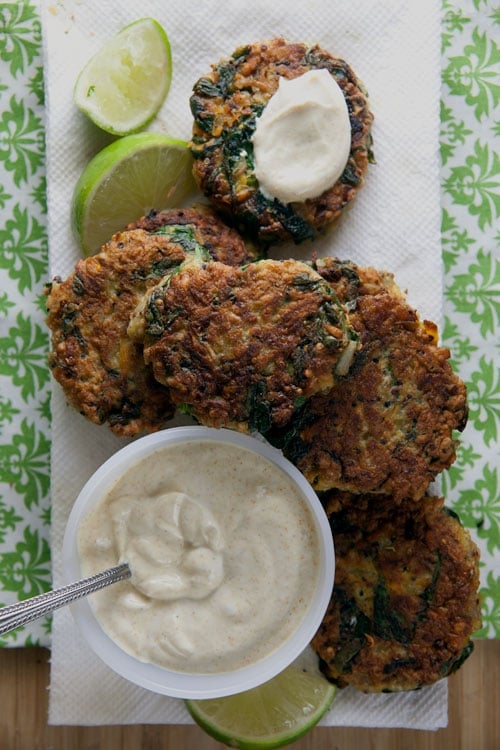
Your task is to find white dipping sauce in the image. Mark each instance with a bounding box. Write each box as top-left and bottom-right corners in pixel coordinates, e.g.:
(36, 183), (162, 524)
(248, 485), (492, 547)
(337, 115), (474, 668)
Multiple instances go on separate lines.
(251, 69), (351, 204)
(77, 440), (320, 674)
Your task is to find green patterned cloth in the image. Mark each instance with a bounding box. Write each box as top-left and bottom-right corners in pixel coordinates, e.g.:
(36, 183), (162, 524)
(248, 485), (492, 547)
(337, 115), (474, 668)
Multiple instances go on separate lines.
(0, 0), (51, 646)
(440, 0), (499, 638)
(0, 0), (498, 648)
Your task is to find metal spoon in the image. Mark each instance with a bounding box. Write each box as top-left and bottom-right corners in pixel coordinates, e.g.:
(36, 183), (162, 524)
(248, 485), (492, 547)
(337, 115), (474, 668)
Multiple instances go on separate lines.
(0, 562), (131, 636)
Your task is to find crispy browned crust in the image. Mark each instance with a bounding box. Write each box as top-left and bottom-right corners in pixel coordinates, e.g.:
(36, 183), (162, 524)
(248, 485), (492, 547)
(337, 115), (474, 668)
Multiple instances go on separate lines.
(311, 492), (481, 692)
(270, 258), (468, 501)
(126, 205), (259, 264)
(136, 258), (357, 432)
(46, 208), (249, 436)
(189, 37), (374, 245)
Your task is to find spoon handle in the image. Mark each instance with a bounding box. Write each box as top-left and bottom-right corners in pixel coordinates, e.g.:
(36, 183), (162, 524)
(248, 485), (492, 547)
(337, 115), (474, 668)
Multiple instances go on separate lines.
(0, 563), (131, 637)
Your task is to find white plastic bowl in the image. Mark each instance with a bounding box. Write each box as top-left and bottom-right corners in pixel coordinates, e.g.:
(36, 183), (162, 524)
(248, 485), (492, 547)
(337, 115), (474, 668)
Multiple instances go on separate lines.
(62, 426), (335, 699)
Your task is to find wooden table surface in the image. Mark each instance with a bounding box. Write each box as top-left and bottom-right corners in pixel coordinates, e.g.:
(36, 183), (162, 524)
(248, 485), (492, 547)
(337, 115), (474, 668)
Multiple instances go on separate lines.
(0, 639), (497, 750)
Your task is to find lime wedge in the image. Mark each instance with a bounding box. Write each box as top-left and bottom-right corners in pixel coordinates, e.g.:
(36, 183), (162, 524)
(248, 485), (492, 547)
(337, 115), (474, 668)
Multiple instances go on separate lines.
(71, 132), (197, 255)
(74, 18), (172, 135)
(185, 658), (336, 749)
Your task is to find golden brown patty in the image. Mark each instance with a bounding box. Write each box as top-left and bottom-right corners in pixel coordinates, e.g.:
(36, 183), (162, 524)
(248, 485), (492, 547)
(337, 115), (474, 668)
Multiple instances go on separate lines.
(189, 37), (374, 245)
(126, 205), (261, 264)
(268, 258), (468, 501)
(131, 257), (358, 433)
(311, 492), (481, 692)
(46, 208), (250, 437)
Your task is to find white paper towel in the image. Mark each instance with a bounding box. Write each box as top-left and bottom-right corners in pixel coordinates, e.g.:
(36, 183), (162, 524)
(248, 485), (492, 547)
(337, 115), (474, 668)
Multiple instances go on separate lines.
(42, 0), (448, 729)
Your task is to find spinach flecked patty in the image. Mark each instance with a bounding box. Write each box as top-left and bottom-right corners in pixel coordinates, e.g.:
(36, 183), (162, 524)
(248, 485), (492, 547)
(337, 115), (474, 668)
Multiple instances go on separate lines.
(268, 258), (468, 501)
(189, 37), (374, 246)
(129, 257), (358, 433)
(312, 492), (481, 692)
(46, 207), (252, 437)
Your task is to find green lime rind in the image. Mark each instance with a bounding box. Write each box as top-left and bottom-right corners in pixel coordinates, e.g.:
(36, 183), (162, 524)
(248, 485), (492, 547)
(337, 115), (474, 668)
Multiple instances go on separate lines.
(185, 665), (337, 750)
(71, 132), (196, 255)
(74, 18), (172, 136)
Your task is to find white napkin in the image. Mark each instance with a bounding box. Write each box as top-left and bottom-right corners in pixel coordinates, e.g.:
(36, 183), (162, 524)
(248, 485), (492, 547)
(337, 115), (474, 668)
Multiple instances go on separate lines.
(42, 0), (447, 729)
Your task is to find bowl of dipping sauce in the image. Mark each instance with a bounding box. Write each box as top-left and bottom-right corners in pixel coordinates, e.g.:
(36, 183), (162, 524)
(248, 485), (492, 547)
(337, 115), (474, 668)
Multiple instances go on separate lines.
(62, 426), (335, 699)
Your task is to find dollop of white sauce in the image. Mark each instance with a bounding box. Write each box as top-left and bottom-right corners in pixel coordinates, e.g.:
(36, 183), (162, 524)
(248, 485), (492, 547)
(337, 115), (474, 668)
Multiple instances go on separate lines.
(110, 492), (225, 601)
(251, 69), (351, 204)
(77, 441), (320, 674)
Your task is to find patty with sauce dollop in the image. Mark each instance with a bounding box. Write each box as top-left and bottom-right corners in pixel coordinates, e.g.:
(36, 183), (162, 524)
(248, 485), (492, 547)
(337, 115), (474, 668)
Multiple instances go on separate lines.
(189, 37), (374, 246)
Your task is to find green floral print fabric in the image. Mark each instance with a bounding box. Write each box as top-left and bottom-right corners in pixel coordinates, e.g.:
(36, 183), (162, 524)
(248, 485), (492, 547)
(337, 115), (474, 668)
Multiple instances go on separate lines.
(440, 0), (499, 638)
(0, 0), (51, 646)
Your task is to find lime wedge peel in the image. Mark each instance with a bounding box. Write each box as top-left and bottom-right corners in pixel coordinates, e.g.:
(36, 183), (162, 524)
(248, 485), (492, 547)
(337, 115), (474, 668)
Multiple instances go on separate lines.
(71, 132), (197, 256)
(74, 18), (172, 136)
(185, 658), (337, 750)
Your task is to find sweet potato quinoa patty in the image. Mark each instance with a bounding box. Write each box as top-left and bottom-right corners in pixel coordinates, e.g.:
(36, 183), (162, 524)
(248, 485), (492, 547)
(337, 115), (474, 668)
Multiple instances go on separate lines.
(129, 257), (358, 433)
(312, 492), (481, 692)
(268, 258), (468, 501)
(45, 207), (252, 436)
(189, 37), (374, 245)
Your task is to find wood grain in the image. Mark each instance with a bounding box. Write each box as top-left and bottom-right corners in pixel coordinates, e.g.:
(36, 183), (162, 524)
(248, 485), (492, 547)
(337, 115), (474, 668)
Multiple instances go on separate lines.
(0, 640), (498, 750)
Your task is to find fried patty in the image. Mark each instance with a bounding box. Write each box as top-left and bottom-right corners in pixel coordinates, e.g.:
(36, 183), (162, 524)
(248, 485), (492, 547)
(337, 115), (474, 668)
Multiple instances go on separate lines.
(129, 257), (358, 433)
(126, 205), (261, 264)
(46, 207), (250, 436)
(268, 258), (468, 501)
(189, 37), (374, 245)
(311, 492), (481, 692)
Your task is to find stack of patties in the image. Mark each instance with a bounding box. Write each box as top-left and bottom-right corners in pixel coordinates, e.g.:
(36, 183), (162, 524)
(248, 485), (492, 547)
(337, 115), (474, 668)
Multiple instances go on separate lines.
(263, 257), (480, 692)
(46, 35), (481, 696)
(259, 257), (479, 692)
(46, 206), (258, 436)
